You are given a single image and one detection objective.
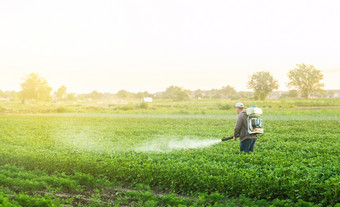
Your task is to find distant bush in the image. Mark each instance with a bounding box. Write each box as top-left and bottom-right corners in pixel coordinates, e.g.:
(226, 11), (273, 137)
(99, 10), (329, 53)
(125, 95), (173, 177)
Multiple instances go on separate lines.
(55, 106), (68, 113)
(119, 103), (135, 111)
(138, 102), (149, 109)
(218, 104), (232, 110)
(230, 94), (242, 100)
(85, 106), (100, 111)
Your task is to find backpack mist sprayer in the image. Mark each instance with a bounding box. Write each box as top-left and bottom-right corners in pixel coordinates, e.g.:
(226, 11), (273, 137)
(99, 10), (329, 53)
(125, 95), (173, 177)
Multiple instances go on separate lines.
(246, 105), (264, 134)
(221, 105), (264, 142)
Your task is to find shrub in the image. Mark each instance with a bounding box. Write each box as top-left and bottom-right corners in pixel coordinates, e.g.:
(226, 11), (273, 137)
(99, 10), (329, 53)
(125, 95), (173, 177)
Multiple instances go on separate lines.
(138, 102), (149, 109)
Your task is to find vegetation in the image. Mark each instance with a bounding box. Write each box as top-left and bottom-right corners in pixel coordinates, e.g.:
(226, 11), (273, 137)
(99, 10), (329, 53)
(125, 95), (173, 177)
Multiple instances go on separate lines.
(0, 90), (6, 98)
(0, 99), (339, 206)
(0, 164), (324, 206)
(288, 64), (324, 99)
(221, 85), (237, 99)
(19, 73), (52, 103)
(247, 71), (279, 100)
(0, 69), (338, 206)
(1, 65), (335, 103)
(54, 85), (67, 100)
(1, 98), (340, 114)
(163, 86), (191, 101)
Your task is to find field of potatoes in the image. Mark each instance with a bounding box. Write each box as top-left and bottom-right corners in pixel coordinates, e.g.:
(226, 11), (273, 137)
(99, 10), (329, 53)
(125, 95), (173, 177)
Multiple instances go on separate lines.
(0, 100), (339, 206)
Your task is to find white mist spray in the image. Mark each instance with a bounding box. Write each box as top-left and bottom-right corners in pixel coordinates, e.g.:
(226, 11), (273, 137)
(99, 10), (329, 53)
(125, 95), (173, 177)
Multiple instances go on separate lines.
(135, 136), (221, 152)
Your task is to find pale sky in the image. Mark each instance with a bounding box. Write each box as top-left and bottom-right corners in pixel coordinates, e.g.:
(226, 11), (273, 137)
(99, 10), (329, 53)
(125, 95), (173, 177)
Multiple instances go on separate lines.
(0, 0), (339, 93)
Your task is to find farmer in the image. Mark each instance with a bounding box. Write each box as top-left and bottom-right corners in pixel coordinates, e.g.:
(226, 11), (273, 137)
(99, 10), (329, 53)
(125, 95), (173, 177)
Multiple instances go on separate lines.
(233, 103), (257, 153)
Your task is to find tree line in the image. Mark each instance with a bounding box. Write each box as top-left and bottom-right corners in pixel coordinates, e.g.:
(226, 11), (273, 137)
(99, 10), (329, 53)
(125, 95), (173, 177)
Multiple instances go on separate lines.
(247, 64), (324, 100)
(0, 63), (325, 103)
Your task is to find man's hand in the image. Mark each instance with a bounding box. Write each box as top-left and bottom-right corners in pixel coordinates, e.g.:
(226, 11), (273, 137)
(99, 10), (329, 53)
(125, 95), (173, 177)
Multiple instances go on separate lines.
(233, 137), (236, 141)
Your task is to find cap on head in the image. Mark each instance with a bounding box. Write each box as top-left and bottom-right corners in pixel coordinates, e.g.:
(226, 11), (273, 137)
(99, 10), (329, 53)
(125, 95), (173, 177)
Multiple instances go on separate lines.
(235, 102), (244, 108)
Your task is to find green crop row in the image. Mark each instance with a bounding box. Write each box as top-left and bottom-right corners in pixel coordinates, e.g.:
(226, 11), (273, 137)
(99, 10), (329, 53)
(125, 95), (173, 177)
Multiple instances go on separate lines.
(0, 164), (329, 207)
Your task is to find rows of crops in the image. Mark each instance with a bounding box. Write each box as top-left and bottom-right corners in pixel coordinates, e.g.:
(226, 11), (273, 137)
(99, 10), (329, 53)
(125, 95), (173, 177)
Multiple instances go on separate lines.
(0, 164), (327, 206)
(0, 101), (339, 206)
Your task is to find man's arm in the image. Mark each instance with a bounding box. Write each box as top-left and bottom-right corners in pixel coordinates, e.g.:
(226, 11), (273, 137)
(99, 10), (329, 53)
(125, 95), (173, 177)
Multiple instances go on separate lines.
(233, 114), (243, 140)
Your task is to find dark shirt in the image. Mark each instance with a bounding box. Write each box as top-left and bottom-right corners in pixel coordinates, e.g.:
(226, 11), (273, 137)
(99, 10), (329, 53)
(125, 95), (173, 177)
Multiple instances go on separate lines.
(234, 110), (257, 142)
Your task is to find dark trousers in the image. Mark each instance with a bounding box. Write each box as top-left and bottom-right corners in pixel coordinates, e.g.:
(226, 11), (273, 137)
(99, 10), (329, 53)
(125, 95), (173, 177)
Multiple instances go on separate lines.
(240, 138), (257, 153)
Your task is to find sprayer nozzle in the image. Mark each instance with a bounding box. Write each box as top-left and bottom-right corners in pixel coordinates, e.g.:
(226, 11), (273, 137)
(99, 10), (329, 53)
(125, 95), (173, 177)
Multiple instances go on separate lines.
(221, 136), (233, 141)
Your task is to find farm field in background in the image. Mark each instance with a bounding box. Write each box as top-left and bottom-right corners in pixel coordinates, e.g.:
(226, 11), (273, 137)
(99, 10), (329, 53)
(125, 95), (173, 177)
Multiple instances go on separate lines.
(1, 98), (340, 114)
(0, 99), (339, 206)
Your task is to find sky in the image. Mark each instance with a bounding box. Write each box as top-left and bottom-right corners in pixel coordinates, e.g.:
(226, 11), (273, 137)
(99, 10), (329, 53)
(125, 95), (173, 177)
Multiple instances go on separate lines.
(0, 0), (339, 93)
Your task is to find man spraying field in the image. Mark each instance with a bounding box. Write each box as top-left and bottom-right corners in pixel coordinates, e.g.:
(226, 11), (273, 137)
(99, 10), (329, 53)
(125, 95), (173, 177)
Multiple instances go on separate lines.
(233, 102), (263, 153)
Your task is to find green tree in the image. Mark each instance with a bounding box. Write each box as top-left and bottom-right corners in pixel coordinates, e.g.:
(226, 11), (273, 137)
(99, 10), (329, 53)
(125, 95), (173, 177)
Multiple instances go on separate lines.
(247, 71), (279, 100)
(287, 63), (324, 99)
(221, 85), (237, 99)
(116, 90), (132, 99)
(163, 86), (190, 101)
(288, 89), (298, 98)
(5, 91), (17, 100)
(55, 85), (67, 100)
(66, 93), (77, 101)
(20, 73), (52, 102)
(193, 89), (203, 99)
(134, 91), (153, 99)
(207, 89), (222, 99)
(0, 90), (6, 98)
(87, 91), (104, 100)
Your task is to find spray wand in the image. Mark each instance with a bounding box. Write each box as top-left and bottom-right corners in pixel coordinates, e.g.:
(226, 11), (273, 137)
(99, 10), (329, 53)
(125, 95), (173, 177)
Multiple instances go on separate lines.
(221, 136), (233, 141)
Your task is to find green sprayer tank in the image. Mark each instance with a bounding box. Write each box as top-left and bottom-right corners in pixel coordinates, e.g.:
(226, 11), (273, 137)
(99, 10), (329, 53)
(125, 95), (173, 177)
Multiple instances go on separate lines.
(246, 105), (264, 134)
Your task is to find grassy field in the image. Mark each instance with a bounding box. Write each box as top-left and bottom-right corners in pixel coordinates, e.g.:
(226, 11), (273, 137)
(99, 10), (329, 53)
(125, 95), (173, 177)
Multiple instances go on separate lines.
(0, 99), (339, 206)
